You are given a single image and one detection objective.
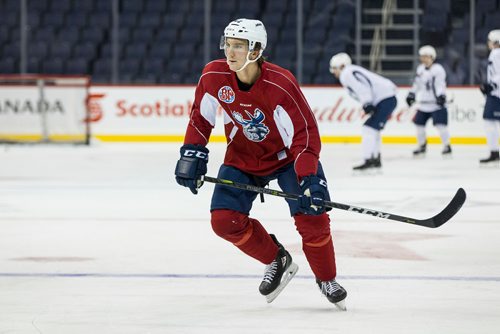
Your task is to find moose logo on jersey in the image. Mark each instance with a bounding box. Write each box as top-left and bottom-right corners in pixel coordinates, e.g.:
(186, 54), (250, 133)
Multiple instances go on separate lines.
(232, 108), (270, 142)
(218, 86), (235, 104)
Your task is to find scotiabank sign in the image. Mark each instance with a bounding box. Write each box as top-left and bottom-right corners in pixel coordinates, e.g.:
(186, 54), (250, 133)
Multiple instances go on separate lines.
(89, 86), (486, 140)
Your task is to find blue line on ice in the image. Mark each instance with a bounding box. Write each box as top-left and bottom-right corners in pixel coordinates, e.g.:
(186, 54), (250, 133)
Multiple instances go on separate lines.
(0, 273), (499, 282)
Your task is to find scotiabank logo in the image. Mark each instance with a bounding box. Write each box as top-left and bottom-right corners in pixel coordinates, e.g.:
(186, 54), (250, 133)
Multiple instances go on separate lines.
(116, 99), (193, 117)
(86, 93), (106, 122)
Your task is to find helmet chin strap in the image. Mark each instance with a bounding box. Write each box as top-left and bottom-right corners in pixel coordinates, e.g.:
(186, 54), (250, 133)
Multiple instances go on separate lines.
(227, 50), (263, 72)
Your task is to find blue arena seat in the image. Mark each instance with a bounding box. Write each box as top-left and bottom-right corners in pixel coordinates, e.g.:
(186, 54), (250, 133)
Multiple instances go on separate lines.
(124, 42), (149, 58)
(143, 58), (165, 74)
(43, 12), (65, 28)
(122, 0), (143, 13)
(28, 41), (49, 58)
(131, 27), (154, 42)
(120, 58), (141, 76)
(26, 57), (41, 73)
(156, 28), (178, 43)
(43, 57), (65, 74)
(50, 42), (73, 58)
(73, 42), (97, 59)
(138, 12), (162, 28)
(0, 57), (17, 73)
(88, 12), (111, 28)
(134, 73), (157, 83)
(33, 26), (56, 42)
(145, 0), (169, 13)
(26, 0), (49, 11)
(149, 43), (171, 58)
(120, 12), (138, 27)
(56, 27), (81, 43)
(73, 0), (95, 12)
(65, 11), (88, 27)
(0, 26), (9, 43)
(81, 27), (106, 43)
(92, 58), (112, 75)
(66, 58), (89, 74)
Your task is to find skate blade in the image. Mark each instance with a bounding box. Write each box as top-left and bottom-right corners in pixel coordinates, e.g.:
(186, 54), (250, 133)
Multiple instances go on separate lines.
(352, 168), (382, 176)
(334, 299), (347, 311)
(442, 153), (453, 159)
(412, 153), (426, 159)
(265, 262), (299, 303)
(479, 161), (500, 168)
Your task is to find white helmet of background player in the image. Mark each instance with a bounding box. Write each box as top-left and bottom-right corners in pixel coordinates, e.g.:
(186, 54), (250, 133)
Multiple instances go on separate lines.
(418, 45), (436, 60)
(487, 29), (500, 45)
(329, 52), (352, 74)
(220, 18), (267, 72)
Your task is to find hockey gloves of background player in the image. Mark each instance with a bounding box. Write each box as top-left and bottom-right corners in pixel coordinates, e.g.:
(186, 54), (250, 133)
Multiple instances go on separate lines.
(175, 144), (209, 194)
(362, 103), (377, 115)
(436, 95), (447, 107)
(298, 175), (328, 215)
(407, 93), (446, 107)
(406, 92), (416, 106)
(480, 82), (493, 95)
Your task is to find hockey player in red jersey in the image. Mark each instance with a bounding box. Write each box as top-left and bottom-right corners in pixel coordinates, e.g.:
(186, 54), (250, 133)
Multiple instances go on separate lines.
(174, 18), (346, 309)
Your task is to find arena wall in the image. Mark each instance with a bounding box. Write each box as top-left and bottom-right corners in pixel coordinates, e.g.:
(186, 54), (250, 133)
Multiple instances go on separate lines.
(87, 85), (489, 144)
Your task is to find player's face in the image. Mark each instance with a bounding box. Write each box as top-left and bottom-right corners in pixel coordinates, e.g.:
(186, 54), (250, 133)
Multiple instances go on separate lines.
(224, 38), (250, 71)
(330, 67), (342, 79)
(419, 55), (433, 67)
(487, 40), (498, 50)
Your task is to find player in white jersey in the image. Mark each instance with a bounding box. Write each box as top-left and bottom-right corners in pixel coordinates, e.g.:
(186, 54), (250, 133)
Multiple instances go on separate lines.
(406, 45), (452, 157)
(479, 29), (500, 164)
(329, 53), (398, 170)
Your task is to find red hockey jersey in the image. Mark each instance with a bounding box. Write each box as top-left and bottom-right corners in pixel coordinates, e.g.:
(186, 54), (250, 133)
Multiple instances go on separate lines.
(184, 59), (321, 179)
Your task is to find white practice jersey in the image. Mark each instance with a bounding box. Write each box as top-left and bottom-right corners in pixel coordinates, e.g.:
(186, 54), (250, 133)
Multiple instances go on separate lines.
(410, 63), (447, 112)
(339, 64), (397, 106)
(487, 48), (500, 99)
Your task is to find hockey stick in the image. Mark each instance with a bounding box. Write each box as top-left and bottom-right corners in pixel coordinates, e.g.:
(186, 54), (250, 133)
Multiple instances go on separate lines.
(201, 176), (466, 228)
(418, 97), (455, 105)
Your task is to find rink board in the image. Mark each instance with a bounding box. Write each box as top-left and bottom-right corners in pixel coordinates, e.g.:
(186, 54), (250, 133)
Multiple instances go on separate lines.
(0, 84), (490, 144)
(87, 85), (488, 144)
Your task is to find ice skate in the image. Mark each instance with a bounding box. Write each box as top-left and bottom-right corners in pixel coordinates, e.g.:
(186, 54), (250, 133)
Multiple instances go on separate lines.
(259, 235), (298, 303)
(353, 155), (381, 174)
(316, 278), (347, 311)
(479, 151), (500, 166)
(442, 145), (452, 158)
(413, 143), (427, 157)
(352, 159), (373, 171)
(372, 154), (382, 168)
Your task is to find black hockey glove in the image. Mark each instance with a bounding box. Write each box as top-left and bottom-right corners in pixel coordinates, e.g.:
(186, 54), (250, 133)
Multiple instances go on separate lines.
(480, 83), (493, 95)
(298, 175), (328, 215)
(175, 144), (209, 194)
(406, 92), (416, 106)
(362, 104), (377, 115)
(436, 95), (446, 107)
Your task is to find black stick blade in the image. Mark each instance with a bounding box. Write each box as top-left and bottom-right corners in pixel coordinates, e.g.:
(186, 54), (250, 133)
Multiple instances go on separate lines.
(419, 188), (467, 228)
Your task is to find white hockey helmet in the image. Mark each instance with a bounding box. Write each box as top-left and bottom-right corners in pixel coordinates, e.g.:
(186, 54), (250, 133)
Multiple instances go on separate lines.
(418, 45), (436, 60)
(220, 18), (267, 51)
(329, 52), (352, 73)
(488, 29), (500, 44)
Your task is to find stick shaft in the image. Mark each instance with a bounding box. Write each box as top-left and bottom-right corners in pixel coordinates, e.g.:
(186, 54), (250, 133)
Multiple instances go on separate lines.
(202, 176), (466, 228)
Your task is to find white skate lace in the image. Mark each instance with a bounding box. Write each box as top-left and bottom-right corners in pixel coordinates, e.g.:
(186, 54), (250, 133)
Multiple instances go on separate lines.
(262, 260), (278, 284)
(321, 280), (341, 296)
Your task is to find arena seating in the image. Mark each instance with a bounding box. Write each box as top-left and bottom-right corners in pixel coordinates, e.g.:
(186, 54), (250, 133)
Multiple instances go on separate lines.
(0, 0), (497, 85)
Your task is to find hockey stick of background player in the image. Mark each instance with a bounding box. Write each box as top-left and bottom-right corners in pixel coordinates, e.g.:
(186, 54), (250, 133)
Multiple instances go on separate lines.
(201, 176), (466, 228)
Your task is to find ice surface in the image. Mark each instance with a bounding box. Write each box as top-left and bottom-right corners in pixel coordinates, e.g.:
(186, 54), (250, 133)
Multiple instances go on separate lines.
(0, 143), (499, 333)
